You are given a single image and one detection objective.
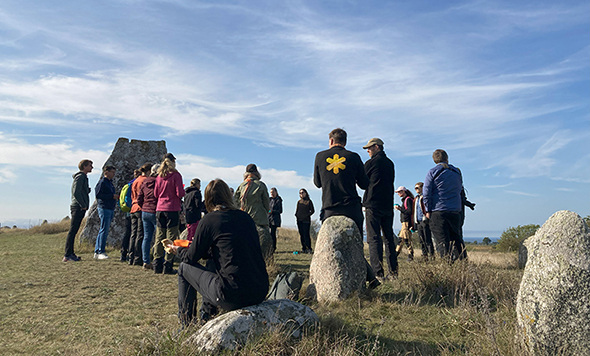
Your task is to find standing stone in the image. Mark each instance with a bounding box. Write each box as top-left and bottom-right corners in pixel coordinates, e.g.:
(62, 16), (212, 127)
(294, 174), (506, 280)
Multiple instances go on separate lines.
(516, 210), (590, 355)
(518, 233), (539, 270)
(307, 216), (366, 302)
(81, 138), (167, 247)
(185, 299), (319, 352)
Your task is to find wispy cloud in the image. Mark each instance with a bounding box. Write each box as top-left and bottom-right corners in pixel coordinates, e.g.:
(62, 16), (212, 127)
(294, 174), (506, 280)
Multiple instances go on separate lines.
(505, 190), (539, 197)
(482, 183), (512, 188)
(556, 188), (574, 192)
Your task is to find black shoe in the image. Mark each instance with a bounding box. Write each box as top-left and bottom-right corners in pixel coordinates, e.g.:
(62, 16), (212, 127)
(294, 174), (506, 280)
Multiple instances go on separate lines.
(163, 261), (177, 275)
(368, 278), (381, 289)
(120, 255), (128, 262)
(153, 258), (164, 274)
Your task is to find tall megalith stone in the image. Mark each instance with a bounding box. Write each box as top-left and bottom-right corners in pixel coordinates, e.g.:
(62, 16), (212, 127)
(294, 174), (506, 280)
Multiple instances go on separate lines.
(81, 138), (167, 247)
(516, 210), (590, 355)
(307, 216), (366, 302)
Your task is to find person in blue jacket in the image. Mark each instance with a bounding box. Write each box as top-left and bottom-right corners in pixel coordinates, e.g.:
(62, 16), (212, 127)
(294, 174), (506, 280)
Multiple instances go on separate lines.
(423, 149), (464, 261)
(94, 165), (119, 260)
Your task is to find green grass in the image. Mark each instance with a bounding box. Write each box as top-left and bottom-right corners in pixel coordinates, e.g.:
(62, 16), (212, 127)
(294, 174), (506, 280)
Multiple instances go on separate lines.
(0, 224), (524, 355)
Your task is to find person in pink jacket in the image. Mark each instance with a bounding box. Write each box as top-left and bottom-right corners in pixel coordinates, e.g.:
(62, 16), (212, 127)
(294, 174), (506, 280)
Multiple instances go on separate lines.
(153, 156), (185, 274)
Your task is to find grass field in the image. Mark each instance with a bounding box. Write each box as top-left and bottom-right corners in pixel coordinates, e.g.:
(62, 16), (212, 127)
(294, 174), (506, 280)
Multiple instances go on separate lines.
(0, 224), (524, 355)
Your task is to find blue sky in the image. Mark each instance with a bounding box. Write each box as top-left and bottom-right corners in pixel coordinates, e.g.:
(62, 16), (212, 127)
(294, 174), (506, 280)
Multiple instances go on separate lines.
(0, 0), (588, 238)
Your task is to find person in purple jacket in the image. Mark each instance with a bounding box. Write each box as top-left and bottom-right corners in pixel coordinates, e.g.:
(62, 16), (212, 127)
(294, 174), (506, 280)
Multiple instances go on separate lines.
(153, 157), (185, 274)
(423, 149), (464, 261)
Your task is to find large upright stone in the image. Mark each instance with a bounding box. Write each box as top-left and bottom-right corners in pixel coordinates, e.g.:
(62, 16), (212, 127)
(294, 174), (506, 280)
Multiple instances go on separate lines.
(516, 210), (590, 355)
(81, 138), (167, 247)
(185, 299), (319, 352)
(307, 216), (365, 302)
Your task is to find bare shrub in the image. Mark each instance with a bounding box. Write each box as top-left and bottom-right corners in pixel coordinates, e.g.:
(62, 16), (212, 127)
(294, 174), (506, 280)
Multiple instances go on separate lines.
(28, 219), (71, 234)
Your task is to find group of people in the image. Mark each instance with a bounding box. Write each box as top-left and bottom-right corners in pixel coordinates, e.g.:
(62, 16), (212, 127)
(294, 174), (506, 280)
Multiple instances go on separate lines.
(62, 127), (475, 327)
(313, 129), (475, 283)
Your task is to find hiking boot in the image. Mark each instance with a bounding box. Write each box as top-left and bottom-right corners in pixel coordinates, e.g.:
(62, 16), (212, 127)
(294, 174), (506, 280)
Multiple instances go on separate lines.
(163, 261), (177, 275)
(143, 263), (153, 270)
(153, 258), (164, 274)
(94, 253), (109, 260)
(63, 254), (81, 262)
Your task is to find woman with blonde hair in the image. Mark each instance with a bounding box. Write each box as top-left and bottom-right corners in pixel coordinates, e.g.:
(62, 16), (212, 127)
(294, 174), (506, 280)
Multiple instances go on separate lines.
(167, 179), (269, 326)
(153, 157), (185, 274)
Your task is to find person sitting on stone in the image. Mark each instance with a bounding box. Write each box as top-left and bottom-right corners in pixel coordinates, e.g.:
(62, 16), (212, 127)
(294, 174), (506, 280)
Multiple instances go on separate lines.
(166, 178), (269, 327)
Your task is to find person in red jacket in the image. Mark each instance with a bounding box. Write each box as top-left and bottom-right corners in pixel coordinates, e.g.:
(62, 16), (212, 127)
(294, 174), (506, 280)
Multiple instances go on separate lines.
(153, 157), (185, 274)
(128, 163), (152, 266)
(394, 186), (415, 261)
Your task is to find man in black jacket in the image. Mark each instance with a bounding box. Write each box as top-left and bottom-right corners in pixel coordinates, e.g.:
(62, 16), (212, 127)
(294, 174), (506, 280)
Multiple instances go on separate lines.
(362, 138), (398, 280)
(63, 159), (93, 262)
(314, 128), (379, 288)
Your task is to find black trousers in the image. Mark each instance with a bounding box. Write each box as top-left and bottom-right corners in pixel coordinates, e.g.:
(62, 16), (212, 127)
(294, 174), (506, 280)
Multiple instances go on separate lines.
(270, 225), (278, 251)
(417, 221), (435, 257)
(322, 205), (376, 282)
(297, 220), (312, 251)
(177, 261), (265, 326)
(365, 208), (397, 276)
(429, 211), (464, 261)
(120, 215), (131, 258)
(129, 211), (144, 264)
(65, 206), (86, 256)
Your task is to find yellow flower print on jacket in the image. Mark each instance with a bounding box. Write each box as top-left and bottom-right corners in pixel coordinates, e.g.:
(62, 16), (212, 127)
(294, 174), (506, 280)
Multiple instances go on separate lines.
(326, 154), (346, 174)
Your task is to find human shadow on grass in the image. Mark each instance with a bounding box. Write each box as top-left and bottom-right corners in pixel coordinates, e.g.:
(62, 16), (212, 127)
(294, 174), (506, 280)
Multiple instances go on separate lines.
(319, 313), (458, 355)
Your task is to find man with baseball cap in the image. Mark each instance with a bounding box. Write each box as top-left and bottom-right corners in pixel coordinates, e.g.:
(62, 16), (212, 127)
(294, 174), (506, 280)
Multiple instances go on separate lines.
(362, 138), (398, 280)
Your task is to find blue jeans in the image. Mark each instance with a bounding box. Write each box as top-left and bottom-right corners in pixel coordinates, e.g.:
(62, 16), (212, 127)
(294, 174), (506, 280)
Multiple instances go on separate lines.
(95, 208), (114, 253)
(142, 212), (157, 264)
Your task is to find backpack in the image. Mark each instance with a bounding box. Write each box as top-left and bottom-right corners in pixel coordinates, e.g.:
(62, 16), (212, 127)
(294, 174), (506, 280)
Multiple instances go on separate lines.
(267, 271), (303, 301)
(119, 182), (133, 212)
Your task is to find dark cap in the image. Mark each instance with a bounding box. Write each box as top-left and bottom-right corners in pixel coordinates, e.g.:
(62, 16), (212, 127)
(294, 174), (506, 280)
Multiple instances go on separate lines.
(246, 163), (258, 173)
(163, 153), (176, 162)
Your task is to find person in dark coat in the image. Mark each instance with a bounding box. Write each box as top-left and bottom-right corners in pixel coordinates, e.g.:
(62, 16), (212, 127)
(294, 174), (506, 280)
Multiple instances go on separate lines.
(295, 188), (315, 253)
(166, 179), (269, 326)
(362, 138), (398, 279)
(184, 178), (205, 241)
(94, 166), (118, 260)
(63, 159), (93, 262)
(268, 187), (283, 251)
(313, 128), (379, 288)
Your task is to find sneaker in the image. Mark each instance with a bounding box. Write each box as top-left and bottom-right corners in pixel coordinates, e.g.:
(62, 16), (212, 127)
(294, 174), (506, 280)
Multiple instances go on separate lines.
(94, 253), (109, 260)
(143, 263), (153, 270)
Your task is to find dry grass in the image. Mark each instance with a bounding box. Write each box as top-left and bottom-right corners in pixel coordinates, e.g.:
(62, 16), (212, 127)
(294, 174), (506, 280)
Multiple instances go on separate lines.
(0, 225), (524, 356)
